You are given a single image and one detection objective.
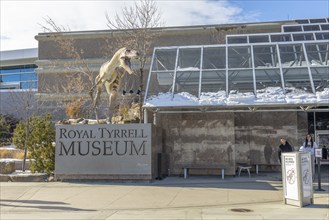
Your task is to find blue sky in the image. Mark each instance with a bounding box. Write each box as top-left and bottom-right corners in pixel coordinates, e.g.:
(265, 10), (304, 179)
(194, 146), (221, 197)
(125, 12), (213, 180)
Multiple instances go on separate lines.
(230, 0), (329, 22)
(1, 0), (328, 51)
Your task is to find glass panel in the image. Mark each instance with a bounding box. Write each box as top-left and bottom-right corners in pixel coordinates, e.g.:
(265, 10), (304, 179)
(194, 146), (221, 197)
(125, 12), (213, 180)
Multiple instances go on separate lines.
(293, 33), (315, 41)
(201, 47), (226, 96)
(147, 70), (173, 99)
(282, 68), (313, 93)
(177, 48), (201, 69)
(0, 82), (20, 89)
(283, 26), (302, 32)
(255, 69), (282, 90)
(228, 46), (252, 68)
(321, 24), (329, 30)
(151, 48), (177, 71)
(147, 48), (177, 99)
(305, 43), (329, 66)
(228, 69), (254, 93)
(253, 45), (278, 68)
(21, 73), (37, 81)
(296, 19), (309, 24)
(253, 44), (282, 90)
(303, 25), (320, 31)
(279, 44), (312, 93)
(202, 47), (226, 69)
(174, 48), (201, 97)
(21, 81), (37, 89)
(249, 35), (269, 43)
(201, 70), (226, 93)
(310, 18), (327, 23)
(311, 67), (329, 92)
(0, 67), (37, 90)
(227, 36), (248, 44)
(270, 34), (292, 42)
(174, 71), (200, 97)
(1, 74), (20, 82)
(315, 32), (329, 40)
(307, 42), (329, 93)
(279, 44), (306, 67)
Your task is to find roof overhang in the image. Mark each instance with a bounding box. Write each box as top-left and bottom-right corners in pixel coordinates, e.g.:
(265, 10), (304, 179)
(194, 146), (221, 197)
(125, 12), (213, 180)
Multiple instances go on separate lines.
(143, 102), (329, 113)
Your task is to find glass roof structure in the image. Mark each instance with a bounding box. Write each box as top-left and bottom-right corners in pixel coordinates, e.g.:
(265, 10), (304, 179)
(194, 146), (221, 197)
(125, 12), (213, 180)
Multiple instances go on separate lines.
(144, 19), (329, 110)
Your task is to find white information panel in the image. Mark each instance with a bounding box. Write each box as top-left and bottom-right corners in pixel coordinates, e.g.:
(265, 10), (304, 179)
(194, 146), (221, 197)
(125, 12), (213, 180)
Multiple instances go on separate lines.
(283, 154), (298, 200)
(315, 149), (322, 158)
(300, 154), (312, 198)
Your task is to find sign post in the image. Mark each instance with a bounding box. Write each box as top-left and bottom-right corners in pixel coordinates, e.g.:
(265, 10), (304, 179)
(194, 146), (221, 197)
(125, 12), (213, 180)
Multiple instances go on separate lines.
(315, 149), (325, 191)
(282, 152), (313, 207)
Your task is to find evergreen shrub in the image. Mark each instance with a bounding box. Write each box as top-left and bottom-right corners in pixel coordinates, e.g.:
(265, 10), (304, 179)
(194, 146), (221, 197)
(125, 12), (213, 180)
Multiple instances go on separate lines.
(12, 114), (55, 174)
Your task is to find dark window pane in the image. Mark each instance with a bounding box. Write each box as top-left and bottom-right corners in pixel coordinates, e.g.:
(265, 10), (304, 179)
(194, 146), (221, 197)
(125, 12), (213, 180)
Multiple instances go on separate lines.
(249, 35), (269, 43)
(283, 26), (302, 32)
(303, 25), (320, 31)
(227, 36), (248, 44)
(321, 24), (329, 30)
(310, 18), (327, 23)
(271, 34), (292, 42)
(296, 19), (309, 24)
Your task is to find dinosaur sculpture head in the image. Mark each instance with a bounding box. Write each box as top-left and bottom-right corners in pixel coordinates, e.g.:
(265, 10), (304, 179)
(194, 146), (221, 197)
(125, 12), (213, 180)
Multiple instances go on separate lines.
(119, 47), (140, 60)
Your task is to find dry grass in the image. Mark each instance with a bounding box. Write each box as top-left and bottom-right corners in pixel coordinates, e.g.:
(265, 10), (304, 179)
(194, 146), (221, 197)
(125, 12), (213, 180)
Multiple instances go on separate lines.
(0, 149), (28, 159)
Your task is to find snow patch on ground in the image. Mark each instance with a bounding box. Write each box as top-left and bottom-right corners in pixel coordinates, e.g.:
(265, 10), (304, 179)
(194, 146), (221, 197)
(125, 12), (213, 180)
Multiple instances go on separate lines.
(0, 145), (17, 150)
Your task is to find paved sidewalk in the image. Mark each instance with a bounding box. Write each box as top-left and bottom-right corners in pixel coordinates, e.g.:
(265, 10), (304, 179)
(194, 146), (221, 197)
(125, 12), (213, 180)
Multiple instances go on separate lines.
(1, 173), (328, 220)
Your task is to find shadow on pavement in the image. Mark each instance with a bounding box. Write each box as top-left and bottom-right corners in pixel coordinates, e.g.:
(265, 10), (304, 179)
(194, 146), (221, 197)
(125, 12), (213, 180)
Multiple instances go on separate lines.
(0, 199), (96, 212)
(305, 204), (329, 209)
(1, 199), (67, 205)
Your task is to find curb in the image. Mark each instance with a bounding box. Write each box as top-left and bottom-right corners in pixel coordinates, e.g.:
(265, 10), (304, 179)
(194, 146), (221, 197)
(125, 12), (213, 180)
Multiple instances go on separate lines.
(0, 173), (48, 182)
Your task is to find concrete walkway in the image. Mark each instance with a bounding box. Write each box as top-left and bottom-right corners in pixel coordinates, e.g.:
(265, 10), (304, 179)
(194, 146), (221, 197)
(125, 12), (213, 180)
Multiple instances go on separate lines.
(1, 173), (328, 220)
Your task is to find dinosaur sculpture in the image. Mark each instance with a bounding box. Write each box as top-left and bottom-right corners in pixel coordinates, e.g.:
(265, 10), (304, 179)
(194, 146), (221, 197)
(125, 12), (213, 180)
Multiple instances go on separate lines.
(89, 47), (139, 122)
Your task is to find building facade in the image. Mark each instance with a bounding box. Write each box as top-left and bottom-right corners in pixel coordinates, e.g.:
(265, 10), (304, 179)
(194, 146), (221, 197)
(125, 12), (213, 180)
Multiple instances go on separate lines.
(32, 18), (329, 176)
(0, 48), (39, 119)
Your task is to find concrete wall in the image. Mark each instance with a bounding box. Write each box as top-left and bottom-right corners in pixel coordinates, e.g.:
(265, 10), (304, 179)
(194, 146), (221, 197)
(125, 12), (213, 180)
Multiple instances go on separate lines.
(234, 112), (299, 167)
(155, 111), (308, 176)
(159, 112), (236, 175)
(0, 90), (39, 119)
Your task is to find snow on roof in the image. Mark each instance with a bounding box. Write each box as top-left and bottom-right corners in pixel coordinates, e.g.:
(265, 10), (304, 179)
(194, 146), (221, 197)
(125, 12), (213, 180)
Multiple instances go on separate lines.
(144, 87), (329, 107)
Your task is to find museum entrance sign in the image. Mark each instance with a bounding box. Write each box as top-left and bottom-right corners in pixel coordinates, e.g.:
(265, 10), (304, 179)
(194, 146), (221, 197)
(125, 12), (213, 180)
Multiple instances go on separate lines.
(55, 123), (152, 180)
(282, 152), (313, 207)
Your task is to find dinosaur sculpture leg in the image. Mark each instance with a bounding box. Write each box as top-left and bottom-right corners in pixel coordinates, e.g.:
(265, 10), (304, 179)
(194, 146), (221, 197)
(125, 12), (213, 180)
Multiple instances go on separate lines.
(104, 81), (118, 123)
(93, 83), (103, 122)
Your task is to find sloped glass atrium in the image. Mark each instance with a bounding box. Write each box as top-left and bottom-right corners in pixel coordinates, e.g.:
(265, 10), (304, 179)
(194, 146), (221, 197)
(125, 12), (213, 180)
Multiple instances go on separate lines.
(144, 19), (329, 110)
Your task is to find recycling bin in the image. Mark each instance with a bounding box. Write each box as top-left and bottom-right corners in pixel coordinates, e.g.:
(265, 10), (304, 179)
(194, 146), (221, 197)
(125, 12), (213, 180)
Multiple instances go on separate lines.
(282, 152), (313, 207)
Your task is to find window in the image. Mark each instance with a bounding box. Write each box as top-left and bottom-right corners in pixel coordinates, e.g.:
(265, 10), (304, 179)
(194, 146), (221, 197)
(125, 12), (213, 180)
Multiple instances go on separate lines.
(303, 25), (320, 31)
(283, 26), (303, 32)
(249, 35), (270, 43)
(292, 33), (315, 41)
(320, 24), (329, 30)
(310, 18), (327, 23)
(0, 65), (37, 90)
(227, 36), (248, 44)
(271, 34), (292, 42)
(174, 48), (201, 96)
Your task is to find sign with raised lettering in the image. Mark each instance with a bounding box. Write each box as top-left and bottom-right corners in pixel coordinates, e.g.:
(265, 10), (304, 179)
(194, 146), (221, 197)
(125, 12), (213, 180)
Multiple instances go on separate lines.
(55, 124), (152, 179)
